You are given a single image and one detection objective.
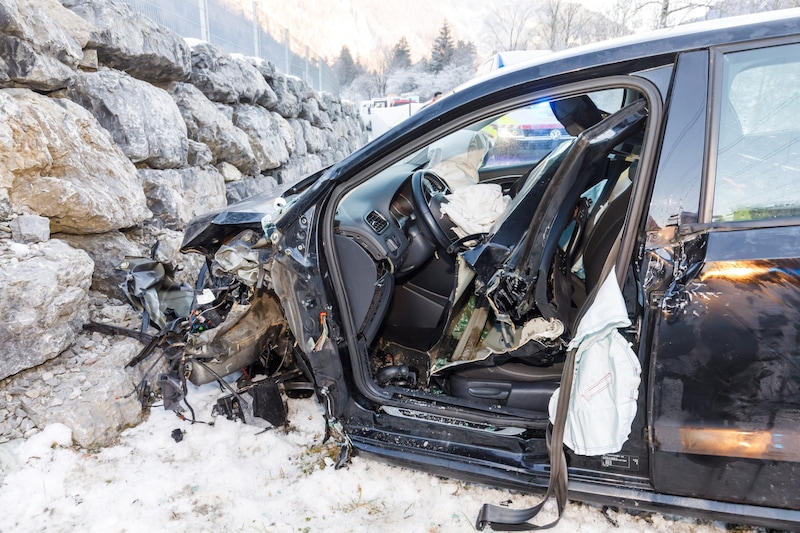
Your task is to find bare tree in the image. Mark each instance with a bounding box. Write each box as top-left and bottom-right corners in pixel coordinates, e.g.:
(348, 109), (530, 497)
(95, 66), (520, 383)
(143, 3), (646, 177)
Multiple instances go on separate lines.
(708, 0), (800, 18)
(538, 0), (590, 51)
(630, 0), (715, 28)
(599, 0), (641, 39)
(483, 0), (538, 52)
(370, 46), (392, 96)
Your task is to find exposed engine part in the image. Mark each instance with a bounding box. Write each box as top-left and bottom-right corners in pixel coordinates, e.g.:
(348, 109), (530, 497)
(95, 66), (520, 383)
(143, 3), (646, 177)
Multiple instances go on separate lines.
(184, 289), (290, 385)
(212, 378), (287, 428)
(108, 235), (299, 428)
(212, 229), (271, 286)
(157, 373), (185, 412)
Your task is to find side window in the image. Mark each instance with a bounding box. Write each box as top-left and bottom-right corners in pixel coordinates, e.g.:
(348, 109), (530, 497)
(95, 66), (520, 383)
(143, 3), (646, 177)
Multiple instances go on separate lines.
(712, 43), (800, 222)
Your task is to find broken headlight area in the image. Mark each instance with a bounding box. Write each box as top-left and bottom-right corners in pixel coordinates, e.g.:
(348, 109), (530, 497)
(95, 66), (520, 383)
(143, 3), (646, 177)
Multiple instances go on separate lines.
(89, 231), (312, 429)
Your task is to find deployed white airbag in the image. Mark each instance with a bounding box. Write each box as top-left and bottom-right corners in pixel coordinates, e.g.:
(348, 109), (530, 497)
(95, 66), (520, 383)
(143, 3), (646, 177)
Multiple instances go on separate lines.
(548, 267), (641, 456)
(440, 184), (511, 238)
(427, 130), (492, 190)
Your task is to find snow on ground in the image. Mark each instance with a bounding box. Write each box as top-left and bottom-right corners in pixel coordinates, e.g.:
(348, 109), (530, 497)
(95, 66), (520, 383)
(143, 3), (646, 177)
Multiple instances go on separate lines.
(0, 384), (760, 533)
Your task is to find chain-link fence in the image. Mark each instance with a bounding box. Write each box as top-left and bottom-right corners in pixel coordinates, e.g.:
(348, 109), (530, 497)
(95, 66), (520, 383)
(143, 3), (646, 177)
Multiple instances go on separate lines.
(120, 0), (339, 94)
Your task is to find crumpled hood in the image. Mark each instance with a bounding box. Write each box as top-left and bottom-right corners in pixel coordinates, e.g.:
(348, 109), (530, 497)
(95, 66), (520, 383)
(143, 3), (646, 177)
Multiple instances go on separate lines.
(181, 185), (294, 256)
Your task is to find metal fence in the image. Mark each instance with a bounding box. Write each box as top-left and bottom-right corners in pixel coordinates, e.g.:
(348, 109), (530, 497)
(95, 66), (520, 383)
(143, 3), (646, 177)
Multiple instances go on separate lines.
(120, 0), (339, 94)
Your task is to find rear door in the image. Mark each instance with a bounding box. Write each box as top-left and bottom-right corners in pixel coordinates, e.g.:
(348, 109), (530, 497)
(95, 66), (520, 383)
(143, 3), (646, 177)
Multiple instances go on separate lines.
(649, 40), (800, 509)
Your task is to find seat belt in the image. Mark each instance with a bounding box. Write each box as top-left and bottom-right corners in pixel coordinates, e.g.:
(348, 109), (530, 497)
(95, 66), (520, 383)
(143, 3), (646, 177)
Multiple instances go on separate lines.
(476, 232), (624, 531)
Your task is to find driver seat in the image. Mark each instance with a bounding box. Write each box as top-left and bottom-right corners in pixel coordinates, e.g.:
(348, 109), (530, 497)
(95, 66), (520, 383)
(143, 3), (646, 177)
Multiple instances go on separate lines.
(447, 167), (636, 414)
(448, 362), (562, 411)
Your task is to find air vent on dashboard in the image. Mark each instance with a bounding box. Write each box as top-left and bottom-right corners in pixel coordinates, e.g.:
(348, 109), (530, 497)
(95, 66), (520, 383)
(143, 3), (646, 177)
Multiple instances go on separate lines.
(365, 210), (389, 234)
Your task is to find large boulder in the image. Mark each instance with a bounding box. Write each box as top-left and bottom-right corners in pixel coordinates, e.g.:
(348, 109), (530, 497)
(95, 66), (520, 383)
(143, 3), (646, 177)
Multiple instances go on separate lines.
(225, 175), (279, 204)
(67, 68), (188, 169)
(0, 0), (91, 91)
(188, 42), (270, 105)
(61, 0), (191, 83)
(287, 118), (308, 157)
(275, 154), (324, 186)
(242, 56), (278, 109)
(0, 239), (93, 380)
(301, 96), (322, 127)
(139, 167), (227, 230)
(301, 119), (327, 153)
(270, 72), (302, 118)
(0, 89), (152, 234)
(244, 56), (276, 82)
(272, 111), (296, 156)
(3, 331), (145, 447)
(232, 105), (291, 170)
(168, 82), (258, 175)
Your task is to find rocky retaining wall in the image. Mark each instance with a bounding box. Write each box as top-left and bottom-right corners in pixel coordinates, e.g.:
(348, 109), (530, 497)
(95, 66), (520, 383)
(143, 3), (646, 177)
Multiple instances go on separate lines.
(0, 0), (366, 449)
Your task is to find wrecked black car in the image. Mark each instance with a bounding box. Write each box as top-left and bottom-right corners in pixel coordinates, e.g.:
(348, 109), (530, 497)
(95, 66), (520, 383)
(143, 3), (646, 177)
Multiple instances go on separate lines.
(111, 10), (800, 530)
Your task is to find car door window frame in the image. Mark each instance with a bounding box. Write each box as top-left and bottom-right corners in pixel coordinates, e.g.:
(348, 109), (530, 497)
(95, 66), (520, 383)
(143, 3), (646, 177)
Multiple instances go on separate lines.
(323, 74), (664, 412)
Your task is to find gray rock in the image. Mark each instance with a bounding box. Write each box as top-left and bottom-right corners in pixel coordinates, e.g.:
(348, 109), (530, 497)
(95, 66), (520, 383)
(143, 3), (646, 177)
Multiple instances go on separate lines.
(0, 36), (73, 92)
(319, 92), (332, 112)
(0, 0), (91, 91)
(187, 140), (212, 168)
(138, 167), (226, 230)
(301, 119), (327, 153)
(216, 162), (242, 182)
(242, 57), (278, 108)
(67, 68), (188, 169)
(168, 82), (258, 175)
(0, 239), (93, 380)
(79, 48), (98, 70)
(0, 189), (12, 220)
(287, 119), (308, 157)
(275, 154), (324, 185)
(270, 73), (302, 118)
(19, 335), (144, 448)
(301, 97), (322, 127)
(54, 231), (143, 297)
(225, 175), (280, 204)
(188, 42), (270, 105)
(62, 0), (191, 83)
(244, 56), (276, 82)
(232, 105), (290, 171)
(287, 75), (311, 102)
(273, 112), (296, 156)
(0, 89), (152, 234)
(9, 214), (50, 243)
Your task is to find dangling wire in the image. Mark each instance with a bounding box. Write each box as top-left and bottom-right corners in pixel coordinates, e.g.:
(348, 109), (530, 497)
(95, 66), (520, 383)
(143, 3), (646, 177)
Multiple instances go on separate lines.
(313, 312), (328, 352)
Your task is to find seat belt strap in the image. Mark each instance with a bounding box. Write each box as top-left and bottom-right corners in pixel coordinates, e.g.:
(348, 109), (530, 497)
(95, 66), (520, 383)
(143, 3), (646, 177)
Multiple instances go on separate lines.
(476, 230), (624, 531)
(475, 345), (574, 531)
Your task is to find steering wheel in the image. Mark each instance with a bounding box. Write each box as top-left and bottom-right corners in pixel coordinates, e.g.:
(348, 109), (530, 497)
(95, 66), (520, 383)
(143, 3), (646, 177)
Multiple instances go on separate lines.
(411, 170), (453, 249)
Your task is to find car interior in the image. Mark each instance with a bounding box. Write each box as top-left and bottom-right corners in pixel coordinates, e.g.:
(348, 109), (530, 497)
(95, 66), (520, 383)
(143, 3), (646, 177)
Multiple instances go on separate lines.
(333, 86), (649, 415)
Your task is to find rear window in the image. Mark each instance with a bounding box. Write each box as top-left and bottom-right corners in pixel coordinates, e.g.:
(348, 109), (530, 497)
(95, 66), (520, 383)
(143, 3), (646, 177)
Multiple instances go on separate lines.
(712, 42), (800, 222)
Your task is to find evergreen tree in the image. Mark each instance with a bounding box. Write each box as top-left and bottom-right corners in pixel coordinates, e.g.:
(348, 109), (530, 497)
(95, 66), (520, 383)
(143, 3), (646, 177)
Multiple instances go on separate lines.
(390, 36), (412, 70)
(333, 46), (361, 86)
(452, 39), (477, 69)
(429, 21), (455, 73)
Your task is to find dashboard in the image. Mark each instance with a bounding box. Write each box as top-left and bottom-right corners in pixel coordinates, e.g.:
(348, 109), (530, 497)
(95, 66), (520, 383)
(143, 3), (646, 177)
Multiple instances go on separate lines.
(334, 162), (436, 274)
